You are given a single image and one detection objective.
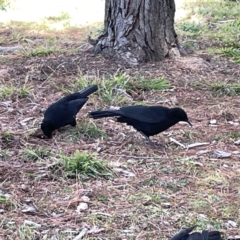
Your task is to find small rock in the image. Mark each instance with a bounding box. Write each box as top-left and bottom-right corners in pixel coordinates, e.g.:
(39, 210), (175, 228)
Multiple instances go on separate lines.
(234, 139), (240, 145)
(228, 121), (239, 126)
(199, 214), (208, 219)
(0, 45), (23, 53)
(232, 151), (239, 154)
(225, 220), (238, 228)
(7, 221), (15, 224)
(0, 69), (9, 77)
(210, 119), (217, 124)
(19, 117), (34, 126)
(22, 205), (37, 213)
(197, 150), (211, 155)
(88, 225), (105, 234)
(76, 202), (88, 213)
(24, 220), (41, 228)
(213, 150), (231, 158)
(161, 202), (171, 208)
(192, 161), (204, 166)
(81, 196), (90, 202)
(72, 228), (88, 240)
(113, 168), (135, 177)
(127, 159), (137, 164)
(160, 194), (170, 199)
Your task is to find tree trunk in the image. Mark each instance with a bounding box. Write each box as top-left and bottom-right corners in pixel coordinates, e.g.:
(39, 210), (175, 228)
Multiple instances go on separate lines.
(90, 0), (180, 65)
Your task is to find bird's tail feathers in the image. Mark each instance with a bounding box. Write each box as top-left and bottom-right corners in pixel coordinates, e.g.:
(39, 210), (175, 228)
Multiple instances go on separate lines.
(183, 226), (196, 234)
(88, 110), (119, 119)
(202, 230), (209, 240)
(169, 226), (196, 240)
(79, 85), (98, 97)
(208, 231), (222, 240)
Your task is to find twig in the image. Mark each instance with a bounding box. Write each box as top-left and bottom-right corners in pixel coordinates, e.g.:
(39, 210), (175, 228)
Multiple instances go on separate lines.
(102, 154), (168, 159)
(169, 137), (185, 148)
(72, 228), (88, 240)
(187, 142), (210, 149)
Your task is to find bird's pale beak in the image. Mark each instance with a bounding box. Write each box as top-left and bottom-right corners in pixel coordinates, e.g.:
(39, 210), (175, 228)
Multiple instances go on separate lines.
(187, 121), (192, 127)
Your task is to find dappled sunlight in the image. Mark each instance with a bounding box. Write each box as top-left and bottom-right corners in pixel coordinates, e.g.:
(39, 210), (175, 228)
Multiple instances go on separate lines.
(0, 0), (197, 30)
(0, 0), (105, 29)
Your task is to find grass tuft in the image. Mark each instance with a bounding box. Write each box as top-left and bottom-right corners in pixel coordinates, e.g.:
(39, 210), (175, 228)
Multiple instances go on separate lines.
(211, 82), (240, 96)
(2, 131), (14, 143)
(129, 76), (170, 91)
(23, 147), (50, 161)
(65, 120), (106, 142)
(0, 84), (33, 99)
(55, 150), (113, 179)
(0, 195), (17, 210)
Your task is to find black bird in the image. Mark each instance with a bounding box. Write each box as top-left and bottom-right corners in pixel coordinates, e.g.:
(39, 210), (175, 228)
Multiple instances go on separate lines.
(88, 105), (191, 146)
(41, 85), (98, 138)
(170, 226), (223, 240)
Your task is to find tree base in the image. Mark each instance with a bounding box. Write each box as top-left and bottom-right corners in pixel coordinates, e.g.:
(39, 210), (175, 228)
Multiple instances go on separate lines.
(89, 0), (182, 65)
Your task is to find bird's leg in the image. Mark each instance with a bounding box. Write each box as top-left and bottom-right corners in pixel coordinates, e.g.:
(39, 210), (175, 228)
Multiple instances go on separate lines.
(139, 132), (156, 149)
(70, 118), (77, 127)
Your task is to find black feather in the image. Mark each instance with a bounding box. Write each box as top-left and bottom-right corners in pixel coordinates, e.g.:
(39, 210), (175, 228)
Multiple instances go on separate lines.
(41, 85), (98, 138)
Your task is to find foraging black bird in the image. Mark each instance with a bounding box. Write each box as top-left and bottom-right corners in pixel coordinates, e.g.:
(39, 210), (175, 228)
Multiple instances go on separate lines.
(41, 85), (98, 138)
(88, 105), (191, 146)
(170, 226), (223, 240)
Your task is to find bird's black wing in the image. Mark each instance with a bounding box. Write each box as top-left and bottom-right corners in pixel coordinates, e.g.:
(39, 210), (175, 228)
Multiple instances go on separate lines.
(54, 92), (82, 105)
(56, 85), (98, 103)
(114, 105), (170, 123)
(186, 232), (205, 240)
(78, 85), (98, 98)
(208, 231), (222, 240)
(201, 231), (209, 240)
(68, 98), (89, 115)
(170, 226), (196, 240)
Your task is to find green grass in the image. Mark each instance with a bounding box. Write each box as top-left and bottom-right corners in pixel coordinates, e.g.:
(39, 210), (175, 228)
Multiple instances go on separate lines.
(229, 131), (240, 139)
(208, 46), (240, 63)
(211, 82), (240, 96)
(0, 84), (33, 99)
(179, 22), (206, 38)
(0, 195), (17, 210)
(0, 0), (10, 11)
(55, 150), (113, 179)
(17, 225), (40, 240)
(67, 120), (106, 141)
(0, 86), (16, 99)
(97, 73), (131, 105)
(197, 1), (240, 21)
(176, 0), (240, 61)
(18, 85), (34, 98)
(25, 46), (58, 57)
(23, 147), (51, 161)
(130, 76), (170, 91)
(1, 131), (14, 143)
(18, 37), (63, 57)
(61, 73), (170, 107)
(45, 12), (71, 22)
(60, 73), (132, 106)
(189, 78), (240, 97)
(0, 149), (12, 161)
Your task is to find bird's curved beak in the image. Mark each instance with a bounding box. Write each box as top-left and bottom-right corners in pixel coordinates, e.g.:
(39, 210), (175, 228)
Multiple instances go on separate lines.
(187, 121), (192, 127)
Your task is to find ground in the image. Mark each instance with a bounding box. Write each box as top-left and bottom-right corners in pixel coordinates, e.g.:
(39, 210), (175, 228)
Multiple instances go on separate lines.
(0, 0), (240, 239)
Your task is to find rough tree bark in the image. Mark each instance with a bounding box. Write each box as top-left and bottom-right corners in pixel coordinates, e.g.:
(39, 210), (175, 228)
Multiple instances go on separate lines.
(89, 0), (180, 65)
